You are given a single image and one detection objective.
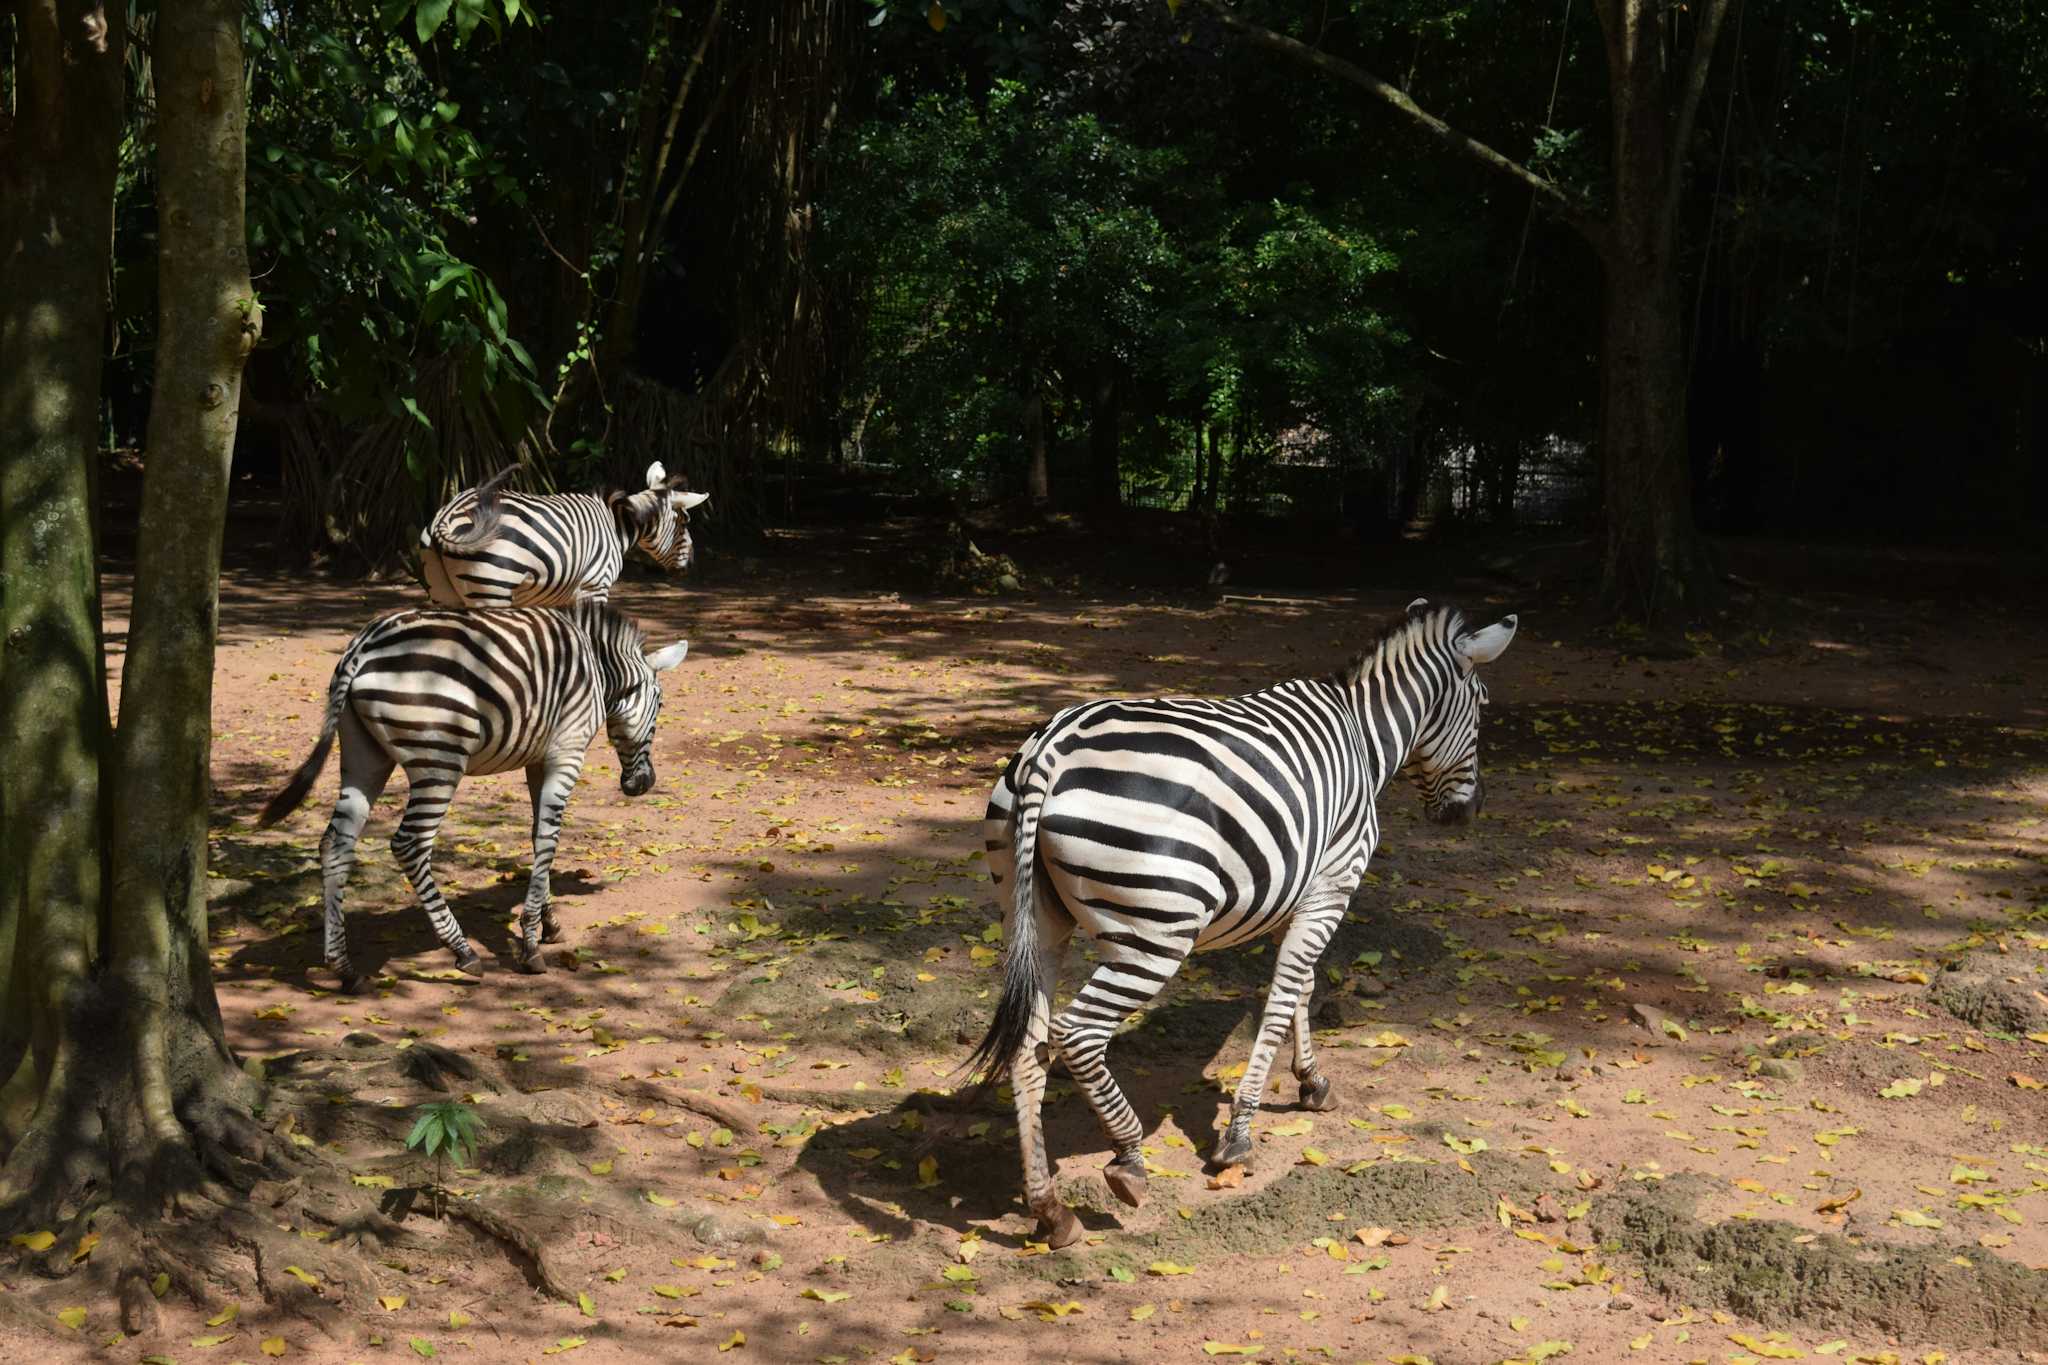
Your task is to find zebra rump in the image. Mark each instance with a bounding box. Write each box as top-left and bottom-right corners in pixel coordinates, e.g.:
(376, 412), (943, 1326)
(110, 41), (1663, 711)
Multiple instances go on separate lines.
(258, 601), (687, 988)
(966, 598), (1517, 1246)
(418, 461), (710, 608)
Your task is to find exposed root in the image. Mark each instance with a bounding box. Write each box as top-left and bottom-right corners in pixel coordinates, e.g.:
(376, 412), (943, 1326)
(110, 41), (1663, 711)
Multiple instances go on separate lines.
(219, 1205), (362, 1335)
(619, 1079), (753, 1132)
(398, 1041), (493, 1094)
(748, 1084), (954, 1114)
(443, 1199), (578, 1304)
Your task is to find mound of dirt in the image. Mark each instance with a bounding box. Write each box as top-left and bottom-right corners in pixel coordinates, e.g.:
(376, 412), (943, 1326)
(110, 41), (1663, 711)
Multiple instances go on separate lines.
(1117, 1153), (1554, 1266)
(1590, 1176), (2048, 1349)
(1927, 969), (2048, 1036)
(712, 901), (990, 1055)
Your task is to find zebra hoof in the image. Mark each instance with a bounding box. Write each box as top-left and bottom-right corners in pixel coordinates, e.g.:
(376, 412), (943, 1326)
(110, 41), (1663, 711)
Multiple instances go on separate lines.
(1211, 1130), (1253, 1170)
(541, 913), (565, 944)
(454, 948), (484, 978)
(1104, 1157), (1148, 1209)
(336, 971), (371, 996)
(1300, 1074), (1335, 1111)
(1039, 1205), (1083, 1250)
(515, 948), (549, 975)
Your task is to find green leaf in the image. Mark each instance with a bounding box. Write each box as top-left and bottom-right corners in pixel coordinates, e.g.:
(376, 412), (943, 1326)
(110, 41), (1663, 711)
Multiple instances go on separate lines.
(415, 0), (454, 43)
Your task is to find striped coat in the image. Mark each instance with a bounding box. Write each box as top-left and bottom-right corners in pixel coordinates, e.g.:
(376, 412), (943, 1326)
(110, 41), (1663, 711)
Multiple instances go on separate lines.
(966, 601), (1517, 1245)
(419, 462), (708, 607)
(260, 600), (689, 990)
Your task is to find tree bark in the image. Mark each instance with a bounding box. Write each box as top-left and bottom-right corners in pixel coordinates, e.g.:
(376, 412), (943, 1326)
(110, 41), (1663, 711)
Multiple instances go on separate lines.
(2, 0), (273, 1253)
(1593, 0), (1720, 620)
(109, 0), (264, 1137)
(0, 0), (127, 1149)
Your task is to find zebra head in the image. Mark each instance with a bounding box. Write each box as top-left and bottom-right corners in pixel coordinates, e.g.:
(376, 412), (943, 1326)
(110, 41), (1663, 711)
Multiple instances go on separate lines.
(585, 604), (689, 796)
(1403, 604), (1518, 825)
(611, 462), (710, 574)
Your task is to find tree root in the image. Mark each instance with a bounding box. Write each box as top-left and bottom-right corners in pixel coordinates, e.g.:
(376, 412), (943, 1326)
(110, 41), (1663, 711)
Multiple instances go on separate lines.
(618, 1080), (753, 1132)
(442, 1200), (578, 1304)
(746, 1083), (951, 1114)
(218, 1206), (362, 1335)
(399, 1041), (495, 1094)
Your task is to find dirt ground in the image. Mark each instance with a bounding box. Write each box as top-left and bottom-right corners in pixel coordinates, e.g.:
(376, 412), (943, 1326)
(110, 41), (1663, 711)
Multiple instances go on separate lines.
(7, 542), (2047, 1365)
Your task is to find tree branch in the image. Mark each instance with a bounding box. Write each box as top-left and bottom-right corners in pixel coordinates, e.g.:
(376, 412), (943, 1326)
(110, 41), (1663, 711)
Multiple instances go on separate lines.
(1194, 0), (1607, 249)
(1660, 0), (1735, 242)
(648, 69), (736, 260)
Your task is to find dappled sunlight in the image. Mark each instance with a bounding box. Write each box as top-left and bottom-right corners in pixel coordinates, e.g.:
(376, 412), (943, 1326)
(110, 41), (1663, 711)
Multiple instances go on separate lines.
(129, 566), (2048, 1362)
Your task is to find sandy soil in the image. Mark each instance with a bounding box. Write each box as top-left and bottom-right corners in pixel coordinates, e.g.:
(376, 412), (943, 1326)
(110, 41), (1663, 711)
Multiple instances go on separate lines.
(6, 552), (2046, 1365)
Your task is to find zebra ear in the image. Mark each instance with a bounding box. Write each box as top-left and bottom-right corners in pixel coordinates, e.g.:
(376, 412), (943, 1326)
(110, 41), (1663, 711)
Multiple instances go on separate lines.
(1407, 597), (1429, 612)
(677, 490), (710, 510)
(644, 640), (689, 672)
(645, 461), (667, 490)
(1455, 615), (1518, 667)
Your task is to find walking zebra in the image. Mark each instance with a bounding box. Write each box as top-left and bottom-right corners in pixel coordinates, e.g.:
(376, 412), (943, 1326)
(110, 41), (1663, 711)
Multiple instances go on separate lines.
(966, 600), (1516, 1246)
(419, 462), (709, 608)
(260, 600), (689, 991)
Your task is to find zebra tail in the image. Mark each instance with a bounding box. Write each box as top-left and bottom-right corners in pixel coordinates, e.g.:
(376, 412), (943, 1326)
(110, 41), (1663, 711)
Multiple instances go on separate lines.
(258, 639), (366, 827)
(429, 463), (518, 554)
(961, 757), (1052, 1099)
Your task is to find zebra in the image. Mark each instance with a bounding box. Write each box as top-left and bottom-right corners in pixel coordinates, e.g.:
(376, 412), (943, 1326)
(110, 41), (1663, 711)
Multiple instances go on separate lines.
(964, 599), (1516, 1247)
(259, 600), (689, 992)
(418, 461), (710, 608)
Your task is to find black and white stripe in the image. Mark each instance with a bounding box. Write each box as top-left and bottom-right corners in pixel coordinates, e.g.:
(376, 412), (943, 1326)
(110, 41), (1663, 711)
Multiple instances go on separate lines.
(260, 600), (688, 990)
(419, 462), (709, 608)
(964, 599), (1517, 1245)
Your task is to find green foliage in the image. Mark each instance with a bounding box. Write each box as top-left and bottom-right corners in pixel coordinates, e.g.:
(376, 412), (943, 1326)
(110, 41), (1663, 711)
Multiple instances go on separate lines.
(244, 0), (544, 459)
(827, 75), (1406, 504)
(405, 1099), (484, 1167)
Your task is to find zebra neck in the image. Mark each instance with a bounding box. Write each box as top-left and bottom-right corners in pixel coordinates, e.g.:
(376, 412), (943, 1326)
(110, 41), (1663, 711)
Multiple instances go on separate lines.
(1345, 651), (1437, 796)
(574, 603), (636, 702)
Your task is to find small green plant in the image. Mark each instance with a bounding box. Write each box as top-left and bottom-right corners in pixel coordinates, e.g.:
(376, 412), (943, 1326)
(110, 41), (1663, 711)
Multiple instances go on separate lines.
(405, 1099), (483, 1216)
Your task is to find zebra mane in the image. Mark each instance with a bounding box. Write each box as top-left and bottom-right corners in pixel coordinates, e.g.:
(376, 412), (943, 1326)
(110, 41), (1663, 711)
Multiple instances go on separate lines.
(569, 598), (648, 657)
(1327, 601), (1465, 686)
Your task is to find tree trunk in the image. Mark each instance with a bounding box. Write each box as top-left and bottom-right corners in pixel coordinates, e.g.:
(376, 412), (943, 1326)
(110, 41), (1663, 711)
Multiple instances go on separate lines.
(593, 0), (726, 396)
(1089, 366), (1122, 513)
(108, 0), (265, 1144)
(0, 0), (127, 1150)
(2, 4), (275, 1288)
(1023, 392), (1050, 507)
(1594, 0), (1717, 621)
(1597, 251), (1707, 617)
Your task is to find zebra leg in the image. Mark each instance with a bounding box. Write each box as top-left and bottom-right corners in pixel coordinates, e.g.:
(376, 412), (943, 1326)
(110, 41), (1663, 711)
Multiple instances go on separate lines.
(320, 713), (394, 994)
(1006, 911), (1076, 1244)
(1292, 998), (1335, 1111)
(391, 772), (482, 976)
(514, 757), (584, 973)
(1213, 895), (1347, 1168)
(1050, 946), (1190, 1212)
(525, 763), (569, 945)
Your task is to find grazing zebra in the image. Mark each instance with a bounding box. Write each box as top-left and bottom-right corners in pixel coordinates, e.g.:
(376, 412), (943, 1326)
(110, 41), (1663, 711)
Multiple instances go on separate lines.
(419, 462), (710, 608)
(966, 599), (1517, 1246)
(259, 600), (688, 991)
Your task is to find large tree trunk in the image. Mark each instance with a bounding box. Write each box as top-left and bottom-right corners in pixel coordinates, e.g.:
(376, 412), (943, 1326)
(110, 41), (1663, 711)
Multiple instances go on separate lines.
(1, 5), (275, 1301)
(106, 0), (265, 1156)
(0, 0), (127, 1150)
(1597, 249), (1709, 618)
(1593, 0), (1717, 622)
